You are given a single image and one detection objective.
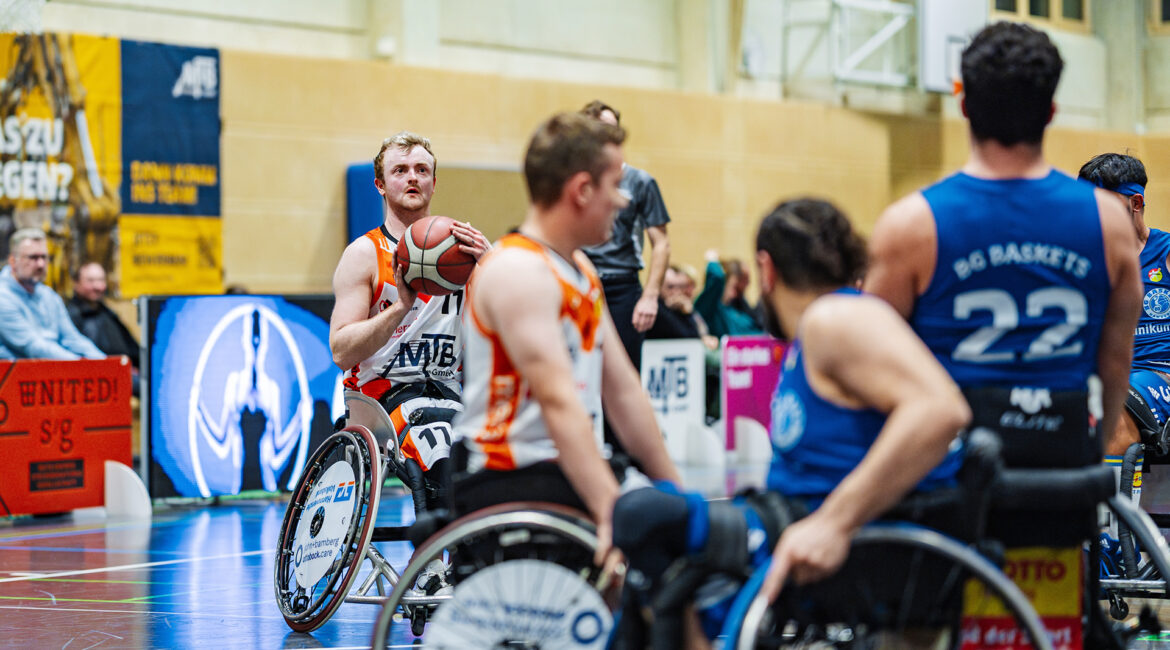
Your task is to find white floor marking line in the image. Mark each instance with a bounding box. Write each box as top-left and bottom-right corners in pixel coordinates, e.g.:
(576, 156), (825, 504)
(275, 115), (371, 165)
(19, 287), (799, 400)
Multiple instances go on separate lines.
(0, 549), (272, 584)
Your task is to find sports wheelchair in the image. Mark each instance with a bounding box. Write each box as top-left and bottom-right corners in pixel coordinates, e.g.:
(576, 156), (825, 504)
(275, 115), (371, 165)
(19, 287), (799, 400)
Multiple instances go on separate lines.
(719, 434), (1170, 649)
(367, 499), (624, 647)
(273, 390), (452, 634)
(1097, 386), (1170, 621)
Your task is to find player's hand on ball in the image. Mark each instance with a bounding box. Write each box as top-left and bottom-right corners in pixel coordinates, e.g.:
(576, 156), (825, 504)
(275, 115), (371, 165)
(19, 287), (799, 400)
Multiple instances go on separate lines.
(452, 221), (491, 260)
(394, 262), (418, 305)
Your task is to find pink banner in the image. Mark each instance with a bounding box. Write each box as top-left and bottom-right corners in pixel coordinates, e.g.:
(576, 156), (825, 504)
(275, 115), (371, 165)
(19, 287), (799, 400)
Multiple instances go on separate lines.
(721, 335), (786, 450)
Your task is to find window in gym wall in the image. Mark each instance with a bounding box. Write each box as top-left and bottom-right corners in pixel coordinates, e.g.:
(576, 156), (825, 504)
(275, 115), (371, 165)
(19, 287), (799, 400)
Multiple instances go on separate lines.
(1155, 0), (1170, 32)
(991, 0), (1089, 32)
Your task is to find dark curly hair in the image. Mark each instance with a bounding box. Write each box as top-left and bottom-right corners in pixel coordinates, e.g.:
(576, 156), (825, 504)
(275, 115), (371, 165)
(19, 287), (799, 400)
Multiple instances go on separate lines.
(756, 198), (867, 290)
(1078, 153), (1147, 192)
(961, 22), (1063, 146)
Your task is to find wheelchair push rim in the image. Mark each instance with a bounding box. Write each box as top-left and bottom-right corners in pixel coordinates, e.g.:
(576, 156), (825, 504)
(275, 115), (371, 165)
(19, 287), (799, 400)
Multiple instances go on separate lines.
(370, 502), (624, 648)
(273, 426), (381, 632)
(728, 525), (1054, 650)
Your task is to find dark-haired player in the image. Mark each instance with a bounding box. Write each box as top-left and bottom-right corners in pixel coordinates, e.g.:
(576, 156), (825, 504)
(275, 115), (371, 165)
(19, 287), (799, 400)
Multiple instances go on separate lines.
(1079, 153), (1166, 499)
(611, 199), (970, 642)
(866, 23), (1140, 474)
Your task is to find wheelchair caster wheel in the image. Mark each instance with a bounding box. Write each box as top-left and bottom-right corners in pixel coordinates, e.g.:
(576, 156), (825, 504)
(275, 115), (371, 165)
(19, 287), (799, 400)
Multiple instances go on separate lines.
(410, 606), (428, 637)
(1109, 592), (1129, 620)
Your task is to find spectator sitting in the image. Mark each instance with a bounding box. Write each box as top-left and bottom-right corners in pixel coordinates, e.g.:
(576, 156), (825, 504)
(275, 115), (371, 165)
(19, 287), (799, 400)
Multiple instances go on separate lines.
(694, 249), (764, 338)
(646, 264), (718, 350)
(67, 262), (140, 368)
(0, 228), (104, 360)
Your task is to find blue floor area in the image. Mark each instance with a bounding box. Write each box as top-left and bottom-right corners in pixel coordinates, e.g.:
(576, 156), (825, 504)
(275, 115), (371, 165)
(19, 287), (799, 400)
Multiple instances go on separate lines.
(0, 491), (421, 649)
(3, 470), (1170, 648)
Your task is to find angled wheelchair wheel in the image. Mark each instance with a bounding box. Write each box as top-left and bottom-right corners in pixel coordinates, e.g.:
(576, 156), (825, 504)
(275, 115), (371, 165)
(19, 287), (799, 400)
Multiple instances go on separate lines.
(273, 426), (381, 632)
(725, 525), (1053, 650)
(370, 502), (623, 649)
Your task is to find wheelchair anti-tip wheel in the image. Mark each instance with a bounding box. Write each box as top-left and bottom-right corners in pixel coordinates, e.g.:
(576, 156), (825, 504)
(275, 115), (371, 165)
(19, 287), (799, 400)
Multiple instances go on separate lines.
(370, 503), (623, 648)
(274, 426), (381, 632)
(726, 525), (1053, 650)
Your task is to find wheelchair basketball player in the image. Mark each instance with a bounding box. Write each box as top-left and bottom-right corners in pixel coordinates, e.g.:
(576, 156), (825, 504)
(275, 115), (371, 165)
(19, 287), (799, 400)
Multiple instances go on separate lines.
(329, 131), (490, 591)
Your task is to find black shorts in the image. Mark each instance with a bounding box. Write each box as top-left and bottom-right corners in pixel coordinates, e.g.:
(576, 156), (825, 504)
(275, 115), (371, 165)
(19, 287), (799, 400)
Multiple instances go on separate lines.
(452, 461), (587, 517)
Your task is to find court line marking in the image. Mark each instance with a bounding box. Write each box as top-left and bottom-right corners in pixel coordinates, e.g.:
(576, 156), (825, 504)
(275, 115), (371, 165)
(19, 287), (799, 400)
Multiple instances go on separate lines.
(0, 603), (380, 624)
(0, 549), (270, 583)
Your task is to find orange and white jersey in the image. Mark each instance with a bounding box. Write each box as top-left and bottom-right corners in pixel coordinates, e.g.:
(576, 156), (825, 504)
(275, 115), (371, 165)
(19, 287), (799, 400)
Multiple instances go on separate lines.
(454, 232), (605, 472)
(344, 225), (464, 398)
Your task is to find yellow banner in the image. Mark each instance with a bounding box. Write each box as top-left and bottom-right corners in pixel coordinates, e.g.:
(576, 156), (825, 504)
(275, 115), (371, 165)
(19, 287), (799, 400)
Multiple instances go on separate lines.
(119, 215), (221, 296)
(964, 546), (1082, 617)
(0, 33), (122, 292)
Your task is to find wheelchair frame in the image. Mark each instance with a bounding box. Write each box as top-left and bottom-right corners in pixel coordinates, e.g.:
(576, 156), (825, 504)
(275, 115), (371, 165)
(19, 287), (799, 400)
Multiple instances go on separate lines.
(728, 524), (1054, 650)
(272, 391), (447, 633)
(727, 467), (1170, 649)
(368, 501), (623, 648)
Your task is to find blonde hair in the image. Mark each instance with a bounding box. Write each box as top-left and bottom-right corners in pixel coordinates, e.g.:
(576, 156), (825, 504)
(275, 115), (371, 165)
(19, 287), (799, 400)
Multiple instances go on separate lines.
(374, 131), (436, 182)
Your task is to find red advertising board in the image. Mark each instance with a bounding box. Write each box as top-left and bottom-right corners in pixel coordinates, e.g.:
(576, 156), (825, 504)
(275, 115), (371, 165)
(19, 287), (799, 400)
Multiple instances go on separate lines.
(0, 358), (133, 516)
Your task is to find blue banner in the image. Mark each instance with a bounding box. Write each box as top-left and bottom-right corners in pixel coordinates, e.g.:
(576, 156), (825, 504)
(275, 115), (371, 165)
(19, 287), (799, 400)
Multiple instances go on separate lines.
(120, 40), (220, 217)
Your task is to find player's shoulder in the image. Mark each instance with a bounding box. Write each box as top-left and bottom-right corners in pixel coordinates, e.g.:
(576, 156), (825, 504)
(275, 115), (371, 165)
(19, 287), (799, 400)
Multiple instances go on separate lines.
(801, 291), (906, 362)
(333, 233), (378, 284)
(803, 291), (895, 338)
(871, 191), (934, 253)
(475, 242), (554, 287)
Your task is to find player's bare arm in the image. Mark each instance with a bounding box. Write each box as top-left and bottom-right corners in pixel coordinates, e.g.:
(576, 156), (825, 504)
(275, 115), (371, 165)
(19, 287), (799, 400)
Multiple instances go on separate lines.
(864, 194), (937, 319)
(762, 295), (969, 598)
(474, 249), (622, 535)
(1095, 188), (1142, 443)
(329, 237), (415, 370)
(632, 224), (670, 332)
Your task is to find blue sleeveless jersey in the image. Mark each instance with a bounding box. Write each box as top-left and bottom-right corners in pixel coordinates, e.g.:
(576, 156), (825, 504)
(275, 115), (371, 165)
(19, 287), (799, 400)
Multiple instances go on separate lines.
(1134, 228), (1170, 372)
(767, 289), (960, 497)
(912, 171), (1109, 390)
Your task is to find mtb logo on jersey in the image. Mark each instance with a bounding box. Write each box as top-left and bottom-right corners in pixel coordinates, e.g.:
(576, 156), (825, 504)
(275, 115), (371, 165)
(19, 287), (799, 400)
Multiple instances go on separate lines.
(1149, 267), (1163, 283)
(1144, 287), (1170, 319)
(382, 333), (459, 378)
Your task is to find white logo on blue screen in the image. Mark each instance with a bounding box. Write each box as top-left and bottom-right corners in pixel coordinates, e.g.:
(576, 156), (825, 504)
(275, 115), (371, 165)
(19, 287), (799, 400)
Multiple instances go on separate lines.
(1145, 287), (1170, 319)
(188, 304), (311, 497)
(173, 55), (218, 99)
(770, 390), (805, 451)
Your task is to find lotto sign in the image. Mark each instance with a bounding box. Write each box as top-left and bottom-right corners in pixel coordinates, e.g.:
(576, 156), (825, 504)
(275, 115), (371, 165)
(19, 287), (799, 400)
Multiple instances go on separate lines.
(0, 358), (133, 516)
(961, 546), (1082, 650)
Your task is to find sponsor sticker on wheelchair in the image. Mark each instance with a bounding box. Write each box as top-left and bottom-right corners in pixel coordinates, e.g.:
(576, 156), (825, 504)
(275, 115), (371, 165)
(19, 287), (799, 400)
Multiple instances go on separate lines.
(291, 461), (356, 588)
(961, 546), (1082, 650)
(426, 559), (611, 648)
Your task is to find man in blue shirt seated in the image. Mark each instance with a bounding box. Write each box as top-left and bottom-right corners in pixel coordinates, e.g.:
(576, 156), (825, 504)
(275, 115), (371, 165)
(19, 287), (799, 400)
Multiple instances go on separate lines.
(0, 228), (104, 360)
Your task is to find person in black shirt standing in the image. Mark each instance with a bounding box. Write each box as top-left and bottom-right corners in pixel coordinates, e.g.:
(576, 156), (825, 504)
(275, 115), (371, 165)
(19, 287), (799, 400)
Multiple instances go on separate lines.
(580, 100), (672, 371)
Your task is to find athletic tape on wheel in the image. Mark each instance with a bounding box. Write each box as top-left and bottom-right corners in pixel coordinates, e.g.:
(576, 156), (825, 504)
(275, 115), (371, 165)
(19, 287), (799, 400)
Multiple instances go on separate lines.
(292, 461), (356, 588)
(426, 559), (611, 648)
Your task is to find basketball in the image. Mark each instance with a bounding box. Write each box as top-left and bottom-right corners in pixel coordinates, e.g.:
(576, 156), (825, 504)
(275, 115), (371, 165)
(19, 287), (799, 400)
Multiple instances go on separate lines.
(395, 215), (476, 296)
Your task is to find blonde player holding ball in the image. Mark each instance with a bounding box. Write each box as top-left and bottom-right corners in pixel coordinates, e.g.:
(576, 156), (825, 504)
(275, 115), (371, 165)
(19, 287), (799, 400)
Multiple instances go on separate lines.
(330, 131), (490, 526)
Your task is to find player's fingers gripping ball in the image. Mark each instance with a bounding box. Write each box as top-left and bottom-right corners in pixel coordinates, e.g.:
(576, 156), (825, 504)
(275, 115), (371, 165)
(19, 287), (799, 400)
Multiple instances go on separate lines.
(396, 215), (477, 295)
